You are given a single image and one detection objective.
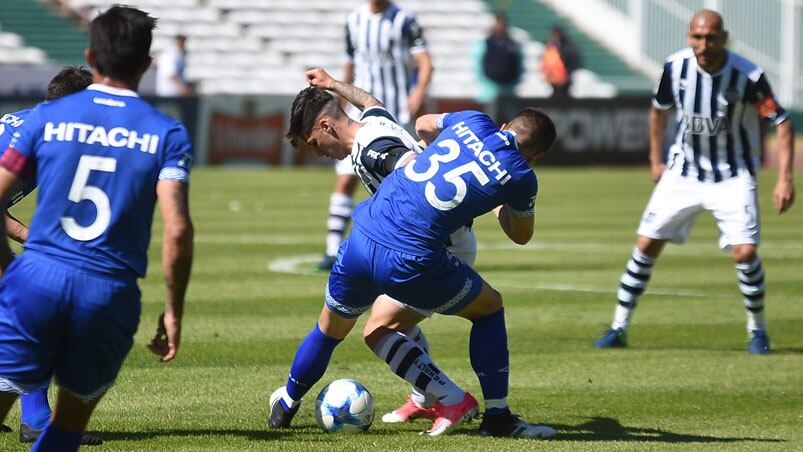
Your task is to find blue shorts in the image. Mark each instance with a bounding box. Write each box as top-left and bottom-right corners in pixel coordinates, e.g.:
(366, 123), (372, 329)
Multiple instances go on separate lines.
(325, 229), (484, 319)
(0, 252), (140, 401)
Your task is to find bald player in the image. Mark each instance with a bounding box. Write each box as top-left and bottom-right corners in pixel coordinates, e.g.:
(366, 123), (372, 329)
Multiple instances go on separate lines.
(595, 9), (795, 354)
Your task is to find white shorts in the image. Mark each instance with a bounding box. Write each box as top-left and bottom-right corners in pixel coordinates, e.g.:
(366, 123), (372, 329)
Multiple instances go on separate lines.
(384, 225), (477, 318)
(637, 171), (760, 250)
(335, 156), (357, 176)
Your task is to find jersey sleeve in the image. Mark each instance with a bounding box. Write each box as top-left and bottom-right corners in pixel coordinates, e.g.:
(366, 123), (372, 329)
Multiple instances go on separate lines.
(745, 73), (788, 125)
(359, 136), (413, 179)
(345, 23), (355, 61)
(652, 61), (674, 110)
(0, 112), (40, 183)
(158, 123), (193, 184)
(402, 15), (427, 54)
(506, 172), (538, 219)
(437, 110), (491, 131)
(360, 106), (398, 124)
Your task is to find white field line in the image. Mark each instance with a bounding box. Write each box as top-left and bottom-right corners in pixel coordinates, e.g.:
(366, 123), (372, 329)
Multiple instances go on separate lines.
(266, 254), (706, 298)
(205, 234), (803, 258)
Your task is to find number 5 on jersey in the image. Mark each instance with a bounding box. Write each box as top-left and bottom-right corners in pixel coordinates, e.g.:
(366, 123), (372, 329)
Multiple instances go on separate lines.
(404, 139), (489, 211)
(60, 155), (117, 241)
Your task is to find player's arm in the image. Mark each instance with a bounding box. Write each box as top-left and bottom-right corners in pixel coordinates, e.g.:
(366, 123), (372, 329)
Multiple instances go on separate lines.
(403, 15), (431, 118)
(649, 61), (673, 183)
(493, 204), (534, 245)
(408, 51), (432, 118)
(150, 180), (193, 362)
(415, 114), (442, 144)
(307, 68), (382, 111)
(4, 211), (27, 244)
(773, 118), (795, 213)
(0, 169), (20, 272)
(648, 107), (669, 183)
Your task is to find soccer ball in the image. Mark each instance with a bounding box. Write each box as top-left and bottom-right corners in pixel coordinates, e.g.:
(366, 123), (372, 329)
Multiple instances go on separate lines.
(314, 379), (375, 433)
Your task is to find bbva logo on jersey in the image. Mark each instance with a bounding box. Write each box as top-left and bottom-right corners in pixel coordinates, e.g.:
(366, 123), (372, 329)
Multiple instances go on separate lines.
(43, 122), (160, 154)
(681, 114), (729, 136)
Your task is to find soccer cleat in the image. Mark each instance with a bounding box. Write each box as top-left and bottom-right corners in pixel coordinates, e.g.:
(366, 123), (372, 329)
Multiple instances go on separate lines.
(268, 386), (300, 429)
(479, 411), (556, 439)
(747, 330), (771, 355)
(19, 423), (103, 445)
(316, 255), (337, 272)
(424, 393), (479, 437)
(381, 395), (436, 423)
(594, 328), (628, 348)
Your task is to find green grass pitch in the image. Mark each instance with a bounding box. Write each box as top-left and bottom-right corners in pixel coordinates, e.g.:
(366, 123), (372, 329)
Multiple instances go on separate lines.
(1, 167), (801, 451)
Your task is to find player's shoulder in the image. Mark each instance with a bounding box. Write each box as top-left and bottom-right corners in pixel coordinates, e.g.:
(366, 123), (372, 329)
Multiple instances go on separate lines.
(726, 50), (764, 81)
(664, 48), (695, 65)
(1, 107), (34, 127)
(355, 118), (407, 149)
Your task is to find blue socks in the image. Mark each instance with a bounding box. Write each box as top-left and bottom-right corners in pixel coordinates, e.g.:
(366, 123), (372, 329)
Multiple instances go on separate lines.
(21, 388), (52, 429)
(31, 424), (82, 452)
(469, 309), (511, 415)
(285, 323), (343, 403)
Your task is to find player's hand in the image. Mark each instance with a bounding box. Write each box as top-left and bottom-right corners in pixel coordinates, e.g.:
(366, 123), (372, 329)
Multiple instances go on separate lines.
(650, 162), (666, 183)
(773, 179), (795, 214)
(306, 68), (335, 90)
(147, 311), (182, 362)
(408, 88), (425, 118)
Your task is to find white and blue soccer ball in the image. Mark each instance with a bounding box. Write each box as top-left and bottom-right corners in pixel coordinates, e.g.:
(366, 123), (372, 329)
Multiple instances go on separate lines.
(314, 379), (375, 433)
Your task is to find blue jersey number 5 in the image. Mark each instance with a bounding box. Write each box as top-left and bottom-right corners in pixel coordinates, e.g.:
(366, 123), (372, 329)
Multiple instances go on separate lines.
(60, 155), (116, 241)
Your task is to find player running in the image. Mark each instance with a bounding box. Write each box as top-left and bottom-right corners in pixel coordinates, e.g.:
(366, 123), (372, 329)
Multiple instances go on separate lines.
(0, 7), (194, 451)
(0, 66), (108, 446)
(271, 79), (557, 438)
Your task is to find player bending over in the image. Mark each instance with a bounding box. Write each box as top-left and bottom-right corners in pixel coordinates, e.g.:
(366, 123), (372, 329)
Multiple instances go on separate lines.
(270, 68), (478, 428)
(271, 79), (557, 438)
(0, 7), (193, 451)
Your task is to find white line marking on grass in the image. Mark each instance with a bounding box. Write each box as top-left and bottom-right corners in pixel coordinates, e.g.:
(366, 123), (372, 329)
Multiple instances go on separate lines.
(496, 281), (708, 298)
(267, 254), (324, 276)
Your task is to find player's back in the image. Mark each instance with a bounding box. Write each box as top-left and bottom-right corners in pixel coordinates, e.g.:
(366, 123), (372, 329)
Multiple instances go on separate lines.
(8, 84), (192, 277)
(354, 110), (537, 255)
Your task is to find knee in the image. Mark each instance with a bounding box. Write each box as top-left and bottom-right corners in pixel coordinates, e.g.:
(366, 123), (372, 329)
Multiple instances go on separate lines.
(732, 245), (757, 264)
(469, 288), (503, 319)
(363, 325), (393, 350)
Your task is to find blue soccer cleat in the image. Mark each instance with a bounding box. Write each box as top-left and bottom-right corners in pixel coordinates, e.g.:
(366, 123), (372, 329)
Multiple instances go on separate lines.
(747, 330), (771, 355)
(594, 328), (628, 348)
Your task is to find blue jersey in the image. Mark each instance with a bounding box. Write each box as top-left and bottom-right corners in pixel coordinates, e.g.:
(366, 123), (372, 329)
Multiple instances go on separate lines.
(353, 110), (537, 255)
(0, 84), (193, 277)
(0, 108), (38, 207)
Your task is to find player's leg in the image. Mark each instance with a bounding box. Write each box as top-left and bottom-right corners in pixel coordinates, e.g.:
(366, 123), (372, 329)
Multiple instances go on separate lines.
(30, 389), (102, 451)
(375, 226), (478, 423)
(270, 235), (375, 428)
(364, 297), (459, 424)
(18, 388), (52, 442)
(597, 174), (702, 348)
(710, 174), (766, 353)
(448, 280), (555, 439)
(319, 163), (359, 271)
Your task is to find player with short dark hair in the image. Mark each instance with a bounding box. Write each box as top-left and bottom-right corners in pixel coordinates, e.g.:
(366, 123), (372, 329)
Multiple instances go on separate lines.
(0, 7), (194, 451)
(273, 74), (557, 438)
(595, 10), (795, 353)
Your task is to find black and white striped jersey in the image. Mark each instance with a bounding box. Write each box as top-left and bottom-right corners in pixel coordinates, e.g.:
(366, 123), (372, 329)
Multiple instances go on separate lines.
(351, 106), (420, 195)
(345, 3), (427, 126)
(654, 49), (788, 182)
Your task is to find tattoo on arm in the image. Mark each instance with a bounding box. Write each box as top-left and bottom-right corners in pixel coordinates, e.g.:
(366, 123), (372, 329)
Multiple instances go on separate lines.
(331, 80), (382, 110)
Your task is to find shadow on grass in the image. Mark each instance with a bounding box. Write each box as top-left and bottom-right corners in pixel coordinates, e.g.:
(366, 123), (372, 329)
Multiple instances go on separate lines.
(94, 428), (315, 442)
(551, 417), (784, 443)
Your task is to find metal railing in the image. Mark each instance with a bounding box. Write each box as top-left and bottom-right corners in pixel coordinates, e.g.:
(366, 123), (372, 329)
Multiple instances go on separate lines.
(597, 0), (802, 108)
